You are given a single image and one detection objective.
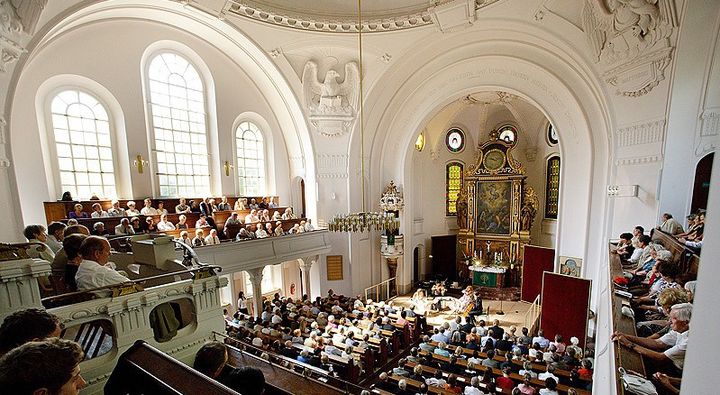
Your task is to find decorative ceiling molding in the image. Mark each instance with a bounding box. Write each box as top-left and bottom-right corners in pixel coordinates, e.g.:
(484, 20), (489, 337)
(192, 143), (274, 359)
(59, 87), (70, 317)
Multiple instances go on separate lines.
(615, 119), (665, 148)
(224, 0), (501, 33)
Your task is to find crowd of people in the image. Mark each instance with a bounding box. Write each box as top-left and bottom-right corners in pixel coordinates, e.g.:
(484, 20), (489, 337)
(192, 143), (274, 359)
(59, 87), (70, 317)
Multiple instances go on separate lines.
(611, 213), (700, 394)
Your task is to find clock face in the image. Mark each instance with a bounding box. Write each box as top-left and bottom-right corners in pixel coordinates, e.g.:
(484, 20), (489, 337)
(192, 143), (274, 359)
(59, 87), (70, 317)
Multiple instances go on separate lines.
(483, 150), (505, 171)
(445, 128), (465, 152)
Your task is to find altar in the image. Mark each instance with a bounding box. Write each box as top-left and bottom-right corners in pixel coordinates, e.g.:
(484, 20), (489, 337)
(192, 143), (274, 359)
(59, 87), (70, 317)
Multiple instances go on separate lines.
(469, 266), (506, 288)
(455, 129), (539, 288)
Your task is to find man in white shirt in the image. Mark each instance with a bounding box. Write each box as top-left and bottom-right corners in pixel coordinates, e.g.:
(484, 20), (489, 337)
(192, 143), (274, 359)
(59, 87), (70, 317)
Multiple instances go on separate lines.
(657, 213), (684, 235)
(140, 198), (158, 216)
(255, 223), (268, 239)
(538, 364), (559, 382)
(204, 229), (220, 245)
(613, 303), (691, 373)
(114, 218), (135, 235)
(156, 214), (176, 232)
(532, 329), (550, 349)
(107, 200), (126, 217)
(281, 207), (297, 220)
(46, 222), (67, 254)
(175, 198), (191, 214)
(303, 219), (315, 232)
(463, 376), (485, 395)
(75, 236), (130, 293)
(244, 209), (259, 224)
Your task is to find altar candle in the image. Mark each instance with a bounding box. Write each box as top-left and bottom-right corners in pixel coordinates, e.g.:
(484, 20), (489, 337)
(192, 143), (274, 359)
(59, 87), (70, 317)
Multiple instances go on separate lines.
(500, 251), (503, 261)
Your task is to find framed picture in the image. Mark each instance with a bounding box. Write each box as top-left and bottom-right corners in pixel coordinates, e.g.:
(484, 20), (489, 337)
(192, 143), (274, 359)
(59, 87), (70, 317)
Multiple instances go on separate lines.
(559, 256), (582, 278)
(475, 180), (512, 235)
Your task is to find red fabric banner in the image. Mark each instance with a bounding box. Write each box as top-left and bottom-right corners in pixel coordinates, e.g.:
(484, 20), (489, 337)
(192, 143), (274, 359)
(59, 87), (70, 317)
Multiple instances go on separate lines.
(521, 245), (555, 302)
(540, 272), (591, 349)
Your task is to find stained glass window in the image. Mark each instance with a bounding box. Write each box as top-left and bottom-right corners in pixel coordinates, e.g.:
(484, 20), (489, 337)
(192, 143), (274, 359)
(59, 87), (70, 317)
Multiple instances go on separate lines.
(446, 162), (464, 216)
(50, 90), (116, 199)
(147, 52), (209, 197)
(545, 156), (561, 219)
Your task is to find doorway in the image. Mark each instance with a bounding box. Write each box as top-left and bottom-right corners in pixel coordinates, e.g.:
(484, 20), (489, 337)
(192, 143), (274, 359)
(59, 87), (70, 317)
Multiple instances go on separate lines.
(692, 153), (714, 213)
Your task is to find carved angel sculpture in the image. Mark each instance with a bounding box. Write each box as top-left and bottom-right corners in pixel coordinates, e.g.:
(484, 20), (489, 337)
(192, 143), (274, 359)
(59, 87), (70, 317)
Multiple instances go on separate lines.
(520, 187), (539, 232)
(302, 61), (360, 116)
(582, 0), (675, 63)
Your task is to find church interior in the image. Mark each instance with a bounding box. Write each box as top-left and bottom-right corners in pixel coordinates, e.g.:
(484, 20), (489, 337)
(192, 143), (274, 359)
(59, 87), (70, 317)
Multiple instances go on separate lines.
(0, 0), (718, 394)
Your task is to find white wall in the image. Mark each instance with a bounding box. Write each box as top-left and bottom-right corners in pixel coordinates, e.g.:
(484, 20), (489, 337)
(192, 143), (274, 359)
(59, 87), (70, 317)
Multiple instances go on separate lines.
(10, 19), (291, 227)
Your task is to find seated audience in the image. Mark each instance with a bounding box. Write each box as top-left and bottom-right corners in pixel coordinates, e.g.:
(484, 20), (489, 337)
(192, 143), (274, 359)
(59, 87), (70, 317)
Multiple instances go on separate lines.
(196, 215), (210, 228)
(114, 217), (135, 235)
(156, 214), (176, 231)
(657, 213), (683, 235)
(269, 196), (279, 208)
(193, 341), (228, 380)
(192, 229), (206, 247)
(282, 207), (297, 220)
(244, 209), (259, 224)
(68, 203), (89, 219)
(0, 338), (86, 393)
(205, 229), (221, 245)
(304, 219), (315, 232)
(631, 226), (645, 248)
(75, 236), (130, 293)
(234, 198), (248, 210)
(249, 198), (259, 210)
(0, 309), (62, 356)
(255, 223), (268, 239)
(46, 222), (67, 254)
(175, 198), (191, 214)
(156, 201), (168, 216)
(217, 196), (232, 211)
(189, 200), (201, 213)
(264, 222), (274, 237)
(224, 212), (242, 235)
(178, 230), (192, 246)
(224, 366), (265, 395)
(126, 201), (140, 216)
(237, 224), (256, 240)
(177, 214), (189, 230)
(90, 202), (108, 218)
(273, 221), (284, 237)
(539, 377), (558, 395)
(272, 210), (282, 221)
(92, 222), (108, 236)
(259, 209), (270, 222)
(130, 217), (142, 233)
(613, 232), (635, 260)
(140, 198), (158, 216)
(200, 197), (214, 217)
(63, 234), (87, 291)
(613, 303), (691, 374)
(145, 217), (157, 232)
(23, 224), (55, 262)
(107, 200), (126, 216)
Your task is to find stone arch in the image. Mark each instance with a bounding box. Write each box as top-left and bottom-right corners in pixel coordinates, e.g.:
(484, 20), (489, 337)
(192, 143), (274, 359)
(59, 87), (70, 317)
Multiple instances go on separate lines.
(347, 29), (612, 301)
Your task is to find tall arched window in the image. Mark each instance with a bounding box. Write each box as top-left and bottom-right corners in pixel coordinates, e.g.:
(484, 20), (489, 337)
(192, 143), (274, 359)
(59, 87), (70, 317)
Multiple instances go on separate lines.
(235, 121), (265, 195)
(446, 162), (464, 216)
(50, 90), (116, 199)
(545, 155), (561, 219)
(147, 52), (209, 197)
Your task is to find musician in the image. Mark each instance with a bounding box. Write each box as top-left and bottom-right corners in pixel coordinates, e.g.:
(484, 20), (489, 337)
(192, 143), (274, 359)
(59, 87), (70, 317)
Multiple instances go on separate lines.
(466, 290), (484, 325)
(431, 281), (446, 296)
(457, 286), (475, 314)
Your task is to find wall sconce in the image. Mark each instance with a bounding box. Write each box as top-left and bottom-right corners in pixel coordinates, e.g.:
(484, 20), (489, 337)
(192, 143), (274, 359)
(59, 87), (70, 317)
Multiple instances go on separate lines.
(133, 155), (149, 174)
(224, 160), (234, 177)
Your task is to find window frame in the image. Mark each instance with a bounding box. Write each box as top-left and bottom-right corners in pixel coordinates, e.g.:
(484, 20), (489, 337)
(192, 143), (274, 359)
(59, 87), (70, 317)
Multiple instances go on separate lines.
(446, 161), (464, 216)
(45, 87), (120, 200)
(144, 50), (212, 198)
(234, 121), (267, 196)
(497, 124), (518, 145)
(545, 155), (561, 219)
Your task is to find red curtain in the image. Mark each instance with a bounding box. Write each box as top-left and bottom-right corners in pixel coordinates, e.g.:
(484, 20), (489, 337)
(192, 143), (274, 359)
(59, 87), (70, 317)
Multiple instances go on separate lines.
(521, 246), (555, 302)
(540, 273), (591, 349)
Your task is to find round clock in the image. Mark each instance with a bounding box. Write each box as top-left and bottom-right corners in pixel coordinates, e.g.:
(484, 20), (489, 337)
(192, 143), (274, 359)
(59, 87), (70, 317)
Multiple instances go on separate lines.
(445, 128), (465, 153)
(483, 149), (505, 171)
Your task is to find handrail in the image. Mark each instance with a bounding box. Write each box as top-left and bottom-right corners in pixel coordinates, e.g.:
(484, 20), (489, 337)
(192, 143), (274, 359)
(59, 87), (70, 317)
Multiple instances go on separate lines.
(41, 264), (222, 304)
(364, 276), (396, 302)
(523, 294), (541, 330)
(214, 331), (367, 394)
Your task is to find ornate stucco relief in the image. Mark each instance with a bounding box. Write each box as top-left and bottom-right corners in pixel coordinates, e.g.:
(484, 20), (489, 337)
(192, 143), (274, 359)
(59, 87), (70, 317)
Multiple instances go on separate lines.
(615, 118), (665, 147)
(696, 108), (720, 157)
(302, 60), (359, 137)
(316, 153), (349, 179)
(582, 0), (678, 97)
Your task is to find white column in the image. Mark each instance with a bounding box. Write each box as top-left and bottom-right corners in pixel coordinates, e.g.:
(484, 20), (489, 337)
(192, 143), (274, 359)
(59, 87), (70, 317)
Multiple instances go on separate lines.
(246, 267), (264, 319)
(299, 256), (317, 299)
(679, 151), (720, 393)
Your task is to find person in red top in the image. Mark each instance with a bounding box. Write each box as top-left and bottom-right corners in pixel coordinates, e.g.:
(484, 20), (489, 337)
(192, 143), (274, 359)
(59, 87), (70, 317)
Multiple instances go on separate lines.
(577, 358), (593, 378)
(444, 374), (463, 394)
(496, 364), (516, 391)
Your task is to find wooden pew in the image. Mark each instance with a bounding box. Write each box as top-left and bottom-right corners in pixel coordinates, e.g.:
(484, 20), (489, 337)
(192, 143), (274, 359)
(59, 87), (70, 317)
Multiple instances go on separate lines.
(402, 360), (512, 394)
(104, 340), (240, 395)
(609, 242), (646, 395)
(650, 229), (700, 282)
(388, 373), (457, 395)
(44, 195), (281, 223)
